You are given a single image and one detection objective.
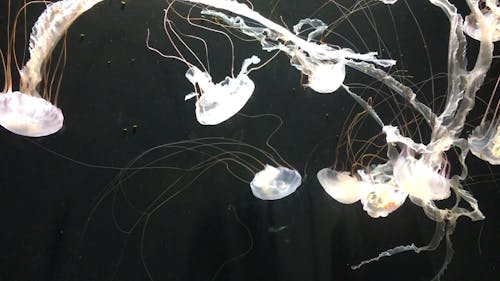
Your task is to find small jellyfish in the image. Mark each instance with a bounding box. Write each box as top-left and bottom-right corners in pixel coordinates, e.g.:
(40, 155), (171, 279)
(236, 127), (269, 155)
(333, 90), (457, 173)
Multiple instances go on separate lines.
(358, 182), (408, 218)
(184, 56), (261, 125)
(250, 164), (301, 200)
(316, 168), (361, 204)
(468, 76), (500, 164)
(146, 3), (262, 125)
(0, 0), (104, 137)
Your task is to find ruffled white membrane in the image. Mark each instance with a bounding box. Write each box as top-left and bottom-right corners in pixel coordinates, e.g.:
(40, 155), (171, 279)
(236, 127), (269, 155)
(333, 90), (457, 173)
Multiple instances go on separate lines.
(250, 164), (301, 200)
(0, 91), (63, 137)
(185, 56), (260, 125)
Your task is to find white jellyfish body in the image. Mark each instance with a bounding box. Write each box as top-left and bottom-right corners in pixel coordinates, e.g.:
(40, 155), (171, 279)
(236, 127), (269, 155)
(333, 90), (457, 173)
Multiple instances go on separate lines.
(317, 169), (361, 204)
(0, 0), (103, 137)
(305, 62), (346, 94)
(185, 56), (260, 125)
(0, 91), (63, 137)
(392, 153), (451, 207)
(468, 120), (500, 165)
(359, 182), (408, 218)
(250, 164), (301, 200)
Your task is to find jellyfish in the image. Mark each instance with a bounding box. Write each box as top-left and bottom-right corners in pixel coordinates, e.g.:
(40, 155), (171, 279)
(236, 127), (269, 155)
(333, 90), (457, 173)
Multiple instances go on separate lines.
(250, 164), (301, 200)
(179, 0), (395, 94)
(184, 55), (261, 125)
(468, 76), (500, 164)
(146, 2), (264, 125)
(0, 0), (103, 137)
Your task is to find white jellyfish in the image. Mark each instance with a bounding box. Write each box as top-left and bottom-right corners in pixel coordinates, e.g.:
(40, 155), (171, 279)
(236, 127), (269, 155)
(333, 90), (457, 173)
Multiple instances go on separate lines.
(0, 0), (104, 137)
(250, 164), (301, 200)
(184, 56), (261, 125)
(317, 169), (362, 204)
(392, 149), (451, 207)
(146, 2), (263, 125)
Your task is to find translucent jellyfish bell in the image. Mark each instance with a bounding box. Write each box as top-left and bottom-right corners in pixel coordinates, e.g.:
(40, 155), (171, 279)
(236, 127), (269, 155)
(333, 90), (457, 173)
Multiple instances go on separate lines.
(301, 60), (346, 94)
(0, 0), (104, 137)
(250, 164), (301, 200)
(393, 152), (451, 207)
(185, 56), (260, 125)
(0, 91), (63, 137)
(359, 182), (408, 218)
(316, 168), (361, 204)
(463, 0), (500, 42)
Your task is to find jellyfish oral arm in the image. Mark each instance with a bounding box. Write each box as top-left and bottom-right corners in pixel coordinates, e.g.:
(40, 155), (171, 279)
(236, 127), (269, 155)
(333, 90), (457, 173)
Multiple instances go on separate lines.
(185, 56), (260, 125)
(20, 0), (104, 96)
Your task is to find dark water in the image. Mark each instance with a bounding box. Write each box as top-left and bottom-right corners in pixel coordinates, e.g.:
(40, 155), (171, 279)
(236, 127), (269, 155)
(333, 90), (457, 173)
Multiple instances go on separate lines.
(0, 1), (499, 281)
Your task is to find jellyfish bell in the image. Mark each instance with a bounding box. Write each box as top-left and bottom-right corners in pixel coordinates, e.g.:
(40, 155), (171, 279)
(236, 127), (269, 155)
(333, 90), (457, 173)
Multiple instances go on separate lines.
(0, 91), (63, 137)
(463, 0), (500, 42)
(0, 0), (104, 137)
(392, 152), (451, 207)
(250, 164), (302, 200)
(359, 182), (408, 218)
(316, 168), (361, 204)
(185, 56), (260, 125)
(305, 61), (346, 94)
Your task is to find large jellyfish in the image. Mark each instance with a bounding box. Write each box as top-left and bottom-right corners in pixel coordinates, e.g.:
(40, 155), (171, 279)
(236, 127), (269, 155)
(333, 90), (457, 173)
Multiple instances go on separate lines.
(0, 0), (103, 137)
(146, 2), (266, 125)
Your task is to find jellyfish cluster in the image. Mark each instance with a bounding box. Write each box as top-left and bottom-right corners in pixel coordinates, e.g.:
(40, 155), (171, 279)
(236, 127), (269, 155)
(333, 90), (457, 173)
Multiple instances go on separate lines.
(1, 0), (499, 280)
